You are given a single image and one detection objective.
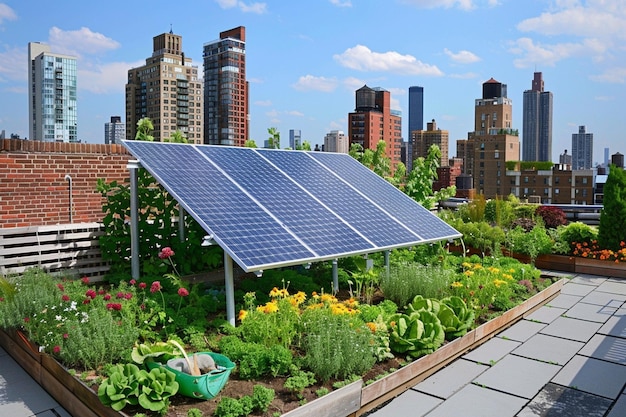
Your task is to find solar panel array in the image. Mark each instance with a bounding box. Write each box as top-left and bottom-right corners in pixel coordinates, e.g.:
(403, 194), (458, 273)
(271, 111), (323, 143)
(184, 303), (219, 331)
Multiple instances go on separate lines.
(122, 141), (461, 272)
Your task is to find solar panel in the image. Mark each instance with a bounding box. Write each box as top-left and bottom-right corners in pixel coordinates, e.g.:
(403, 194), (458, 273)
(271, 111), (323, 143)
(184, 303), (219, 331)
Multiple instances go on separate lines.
(122, 141), (461, 272)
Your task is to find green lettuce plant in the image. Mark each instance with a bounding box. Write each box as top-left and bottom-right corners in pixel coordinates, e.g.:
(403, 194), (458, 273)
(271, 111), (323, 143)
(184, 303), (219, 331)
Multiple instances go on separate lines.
(98, 363), (142, 411)
(438, 296), (475, 340)
(137, 367), (179, 412)
(387, 310), (445, 358)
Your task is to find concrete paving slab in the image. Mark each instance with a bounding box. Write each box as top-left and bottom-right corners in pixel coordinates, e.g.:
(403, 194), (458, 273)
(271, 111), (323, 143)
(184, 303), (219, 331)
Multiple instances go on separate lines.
(516, 383), (612, 417)
(423, 384), (527, 417)
(473, 355), (561, 399)
(606, 393), (626, 417)
(569, 275), (608, 286)
(524, 306), (566, 324)
(559, 283), (596, 297)
(413, 359), (489, 399)
(578, 334), (626, 365)
(366, 389), (442, 417)
(596, 280), (626, 296)
(579, 290), (626, 308)
(0, 373), (59, 417)
(512, 333), (583, 365)
(551, 355), (626, 399)
(599, 315), (626, 338)
(539, 316), (602, 342)
(563, 302), (617, 323)
(463, 336), (521, 365)
(498, 320), (546, 342)
(545, 293), (583, 309)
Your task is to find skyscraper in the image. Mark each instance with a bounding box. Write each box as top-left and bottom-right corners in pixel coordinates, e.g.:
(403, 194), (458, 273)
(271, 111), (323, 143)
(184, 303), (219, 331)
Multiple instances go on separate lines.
(348, 85), (402, 168)
(456, 78), (519, 197)
(126, 31), (203, 143)
(203, 26), (249, 146)
(572, 125), (593, 169)
(324, 130), (348, 153)
(411, 119), (448, 167)
(289, 129), (302, 149)
(408, 86), (424, 135)
(522, 72), (553, 162)
(28, 42), (78, 142)
(105, 116), (125, 145)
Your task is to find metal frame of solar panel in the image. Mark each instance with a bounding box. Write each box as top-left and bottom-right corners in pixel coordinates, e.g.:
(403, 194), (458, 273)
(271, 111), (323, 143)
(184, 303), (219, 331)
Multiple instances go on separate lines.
(122, 140), (461, 273)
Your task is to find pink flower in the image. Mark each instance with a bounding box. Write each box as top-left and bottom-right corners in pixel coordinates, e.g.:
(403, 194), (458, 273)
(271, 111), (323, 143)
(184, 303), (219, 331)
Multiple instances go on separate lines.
(129, 279), (136, 286)
(158, 247), (175, 259)
(85, 289), (97, 299)
(57, 283), (65, 292)
(178, 288), (189, 297)
(150, 281), (161, 293)
(83, 298), (91, 305)
(98, 289), (106, 295)
(24, 317), (30, 323)
(116, 292), (125, 299)
(124, 293), (133, 300)
(0, 297), (4, 302)
(138, 282), (147, 290)
(103, 294), (111, 301)
(81, 276), (90, 285)
(61, 294), (70, 302)
(53, 345), (61, 354)
(63, 333), (69, 339)
(106, 303), (122, 311)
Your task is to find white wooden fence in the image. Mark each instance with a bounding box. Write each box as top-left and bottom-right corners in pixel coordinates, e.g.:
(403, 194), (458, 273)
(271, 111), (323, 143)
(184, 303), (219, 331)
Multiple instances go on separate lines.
(0, 223), (110, 281)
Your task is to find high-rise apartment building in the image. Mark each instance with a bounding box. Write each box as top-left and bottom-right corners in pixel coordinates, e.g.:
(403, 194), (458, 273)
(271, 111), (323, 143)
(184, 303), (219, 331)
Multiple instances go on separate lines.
(289, 129), (302, 149)
(28, 42), (78, 142)
(126, 31), (203, 143)
(203, 26), (249, 146)
(348, 85), (402, 168)
(408, 86), (424, 135)
(572, 125), (593, 169)
(457, 78), (520, 197)
(324, 130), (348, 153)
(522, 72), (553, 162)
(105, 116), (125, 145)
(411, 119), (449, 167)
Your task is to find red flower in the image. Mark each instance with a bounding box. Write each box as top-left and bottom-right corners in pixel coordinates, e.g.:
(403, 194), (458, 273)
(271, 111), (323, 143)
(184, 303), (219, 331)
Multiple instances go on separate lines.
(103, 294), (111, 301)
(81, 276), (90, 285)
(61, 294), (70, 302)
(124, 292), (133, 300)
(150, 281), (161, 293)
(116, 292), (125, 299)
(85, 289), (97, 299)
(63, 333), (69, 339)
(24, 317), (30, 323)
(129, 279), (136, 286)
(0, 297), (4, 302)
(138, 282), (147, 290)
(83, 298), (91, 305)
(158, 247), (175, 259)
(178, 288), (189, 297)
(57, 283), (65, 292)
(53, 345), (61, 354)
(98, 289), (106, 295)
(106, 303), (122, 311)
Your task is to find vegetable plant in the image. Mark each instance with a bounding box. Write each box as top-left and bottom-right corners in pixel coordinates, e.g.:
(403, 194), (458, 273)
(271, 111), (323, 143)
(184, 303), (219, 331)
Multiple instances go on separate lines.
(387, 310), (445, 358)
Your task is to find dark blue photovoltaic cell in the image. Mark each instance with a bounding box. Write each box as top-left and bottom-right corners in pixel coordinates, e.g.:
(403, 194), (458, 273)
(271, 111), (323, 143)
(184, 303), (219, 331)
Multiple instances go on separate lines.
(197, 146), (375, 256)
(257, 150), (424, 247)
(123, 141), (315, 269)
(308, 151), (461, 241)
(123, 141), (460, 272)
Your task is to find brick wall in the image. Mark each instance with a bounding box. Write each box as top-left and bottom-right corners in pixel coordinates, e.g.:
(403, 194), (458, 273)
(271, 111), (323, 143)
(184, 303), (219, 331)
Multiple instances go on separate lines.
(0, 139), (132, 228)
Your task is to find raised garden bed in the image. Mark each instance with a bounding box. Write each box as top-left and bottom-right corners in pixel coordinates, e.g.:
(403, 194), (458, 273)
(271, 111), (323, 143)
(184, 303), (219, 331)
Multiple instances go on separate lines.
(0, 277), (565, 417)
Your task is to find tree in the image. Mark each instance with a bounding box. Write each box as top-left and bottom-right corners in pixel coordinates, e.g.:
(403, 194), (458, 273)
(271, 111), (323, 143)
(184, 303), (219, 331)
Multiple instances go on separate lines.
(598, 165), (626, 251)
(267, 127), (280, 149)
(135, 118), (154, 141)
(402, 145), (455, 210)
(165, 130), (188, 143)
(244, 139), (258, 148)
(297, 140), (312, 151)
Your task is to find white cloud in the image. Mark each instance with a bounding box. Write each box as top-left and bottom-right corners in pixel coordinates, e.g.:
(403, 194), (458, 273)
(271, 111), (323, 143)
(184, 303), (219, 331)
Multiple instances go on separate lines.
(509, 37), (607, 68)
(292, 75), (338, 92)
(286, 110), (304, 117)
(444, 48), (481, 64)
(329, 0), (352, 7)
(0, 45), (26, 83)
(215, 0), (267, 13)
(343, 76), (367, 91)
(590, 67), (626, 84)
(0, 3), (17, 24)
(79, 60), (144, 94)
(400, 0), (475, 11)
(48, 27), (120, 57)
(334, 45), (444, 76)
(255, 99), (272, 106)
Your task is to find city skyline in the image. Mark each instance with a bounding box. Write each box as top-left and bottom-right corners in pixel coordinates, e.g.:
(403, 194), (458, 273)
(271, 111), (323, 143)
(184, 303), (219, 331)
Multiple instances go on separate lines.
(1, 1), (625, 164)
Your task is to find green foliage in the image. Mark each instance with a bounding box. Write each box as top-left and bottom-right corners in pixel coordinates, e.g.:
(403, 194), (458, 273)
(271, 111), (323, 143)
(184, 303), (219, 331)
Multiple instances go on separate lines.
(284, 369), (316, 399)
(300, 309), (376, 382)
(164, 130), (188, 143)
(98, 363), (142, 411)
(357, 300), (397, 323)
(387, 310), (445, 358)
(137, 367), (179, 412)
(135, 117), (154, 141)
(214, 385), (275, 417)
(131, 341), (179, 365)
(505, 225), (554, 263)
(438, 296), (475, 340)
(446, 218), (505, 255)
(244, 139), (257, 148)
(403, 144), (455, 209)
(513, 203), (538, 220)
(484, 197), (516, 227)
(251, 385), (275, 413)
(267, 127), (281, 149)
(238, 296), (300, 348)
(218, 336), (292, 379)
(557, 222), (598, 251)
(187, 408), (203, 417)
(97, 170), (223, 280)
(599, 165), (626, 251)
(214, 397), (247, 417)
(381, 263), (458, 307)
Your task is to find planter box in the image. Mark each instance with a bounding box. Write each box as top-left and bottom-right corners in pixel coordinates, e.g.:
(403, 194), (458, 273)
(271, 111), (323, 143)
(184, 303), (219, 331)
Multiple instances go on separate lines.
(534, 254), (626, 278)
(0, 278), (565, 417)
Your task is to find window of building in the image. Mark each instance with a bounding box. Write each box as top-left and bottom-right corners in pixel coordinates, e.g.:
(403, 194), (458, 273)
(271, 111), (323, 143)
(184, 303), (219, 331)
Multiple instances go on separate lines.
(582, 177), (588, 184)
(524, 177), (529, 183)
(555, 189), (559, 194)
(494, 151), (499, 159)
(544, 188), (549, 195)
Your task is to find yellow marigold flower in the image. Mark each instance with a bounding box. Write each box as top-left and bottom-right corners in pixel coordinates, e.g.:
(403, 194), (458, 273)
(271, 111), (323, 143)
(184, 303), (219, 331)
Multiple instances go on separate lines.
(279, 288), (289, 298)
(366, 322), (377, 333)
(320, 293), (337, 304)
(238, 309), (248, 321)
(464, 270), (474, 277)
(473, 264), (482, 269)
(493, 279), (507, 288)
(509, 268), (516, 273)
(502, 273), (513, 280)
(488, 267), (500, 273)
(292, 291), (306, 305)
(461, 262), (472, 268)
(258, 301), (278, 314)
(344, 297), (359, 308)
(269, 287), (281, 298)
(451, 281), (464, 288)
(306, 302), (324, 310)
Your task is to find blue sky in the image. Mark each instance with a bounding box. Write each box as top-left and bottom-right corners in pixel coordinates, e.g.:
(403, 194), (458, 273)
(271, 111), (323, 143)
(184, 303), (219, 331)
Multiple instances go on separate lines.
(0, 0), (624, 164)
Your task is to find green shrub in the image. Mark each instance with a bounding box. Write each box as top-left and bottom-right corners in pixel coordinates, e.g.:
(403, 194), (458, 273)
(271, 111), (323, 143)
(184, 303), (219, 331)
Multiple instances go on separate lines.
(218, 336), (292, 379)
(380, 263), (458, 307)
(557, 222), (597, 250)
(284, 369), (316, 399)
(598, 165), (626, 251)
(214, 385), (275, 417)
(505, 225), (554, 263)
(301, 309), (376, 382)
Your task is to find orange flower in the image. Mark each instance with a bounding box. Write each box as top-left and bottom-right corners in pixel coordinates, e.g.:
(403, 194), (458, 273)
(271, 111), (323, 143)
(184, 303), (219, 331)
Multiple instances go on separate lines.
(238, 309), (248, 321)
